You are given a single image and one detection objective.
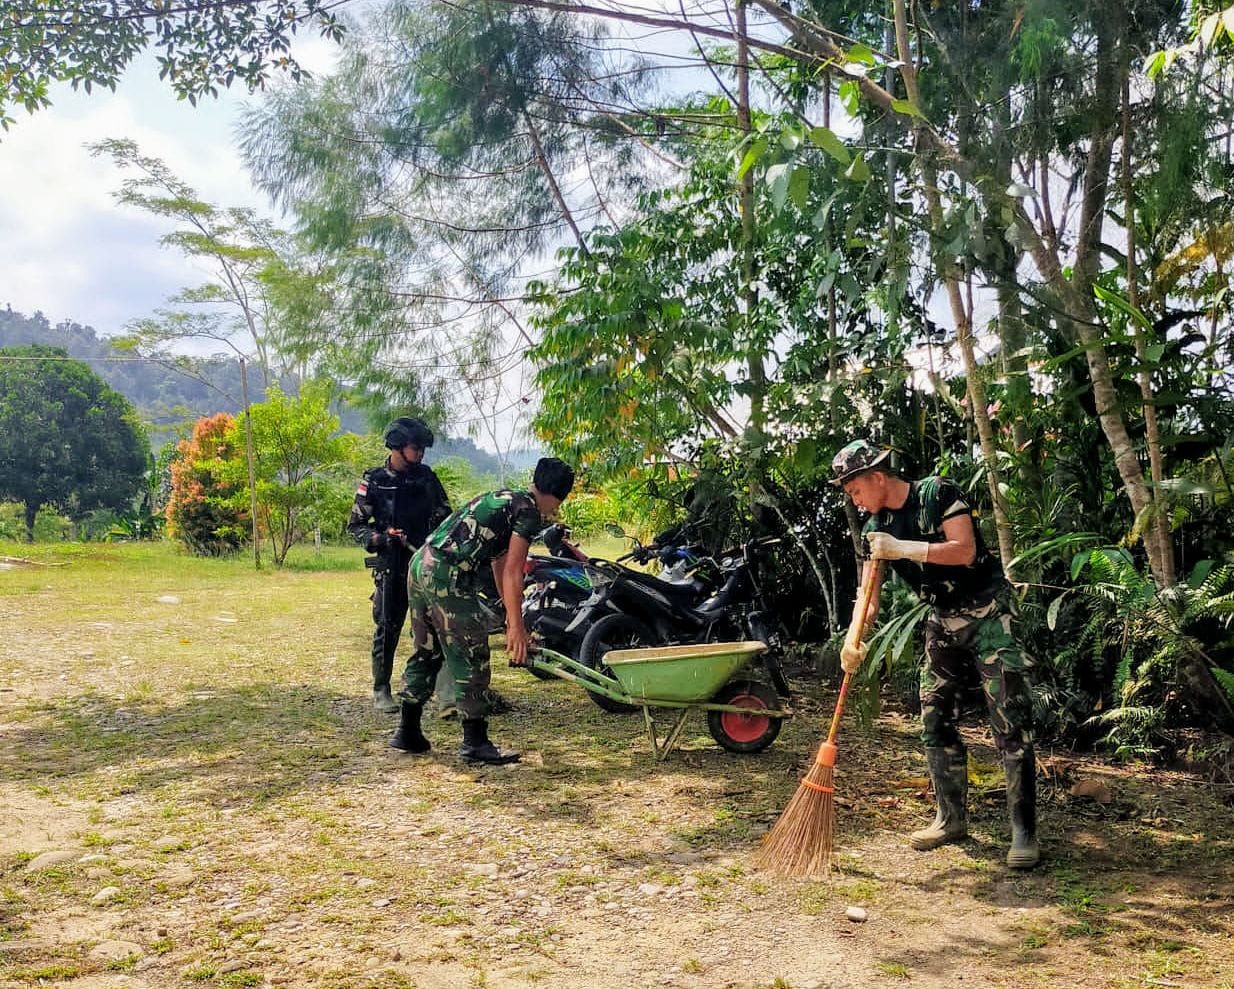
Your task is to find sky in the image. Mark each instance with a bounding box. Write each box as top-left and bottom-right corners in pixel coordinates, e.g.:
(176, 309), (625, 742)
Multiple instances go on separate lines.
(0, 44), (337, 337)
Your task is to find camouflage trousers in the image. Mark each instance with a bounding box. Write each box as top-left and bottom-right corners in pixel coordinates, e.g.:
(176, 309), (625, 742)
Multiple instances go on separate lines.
(920, 594), (1034, 758)
(399, 547), (499, 720)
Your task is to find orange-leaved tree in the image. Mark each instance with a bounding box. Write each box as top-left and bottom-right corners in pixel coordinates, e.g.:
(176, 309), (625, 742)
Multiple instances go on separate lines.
(166, 413), (249, 556)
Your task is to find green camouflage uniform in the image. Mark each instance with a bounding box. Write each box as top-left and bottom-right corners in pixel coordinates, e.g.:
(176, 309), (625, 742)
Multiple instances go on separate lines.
(864, 476), (1033, 758)
(400, 489), (544, 719)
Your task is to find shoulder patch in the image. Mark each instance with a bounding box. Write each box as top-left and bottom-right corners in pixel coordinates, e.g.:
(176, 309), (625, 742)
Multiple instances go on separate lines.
(356, 481), (368, 496)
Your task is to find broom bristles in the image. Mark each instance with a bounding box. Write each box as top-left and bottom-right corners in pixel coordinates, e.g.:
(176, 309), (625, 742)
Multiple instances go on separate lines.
(754, 758), (837, 876)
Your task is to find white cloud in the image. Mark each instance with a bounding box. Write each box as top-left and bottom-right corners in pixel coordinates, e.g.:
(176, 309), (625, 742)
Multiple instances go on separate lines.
(0, 58), (276, 334)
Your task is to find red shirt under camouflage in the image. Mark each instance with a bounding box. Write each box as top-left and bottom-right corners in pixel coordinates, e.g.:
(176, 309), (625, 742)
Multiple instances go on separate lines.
(422, 488), (543, 571)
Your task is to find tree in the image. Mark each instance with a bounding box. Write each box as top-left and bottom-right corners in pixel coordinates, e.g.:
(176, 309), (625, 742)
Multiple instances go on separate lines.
(166, 412), (249, 556)
(0, 345), (148, 541)
(91, 138), (323, 389)
(220, 382), (350, 566)
(1, 0), (344, 129)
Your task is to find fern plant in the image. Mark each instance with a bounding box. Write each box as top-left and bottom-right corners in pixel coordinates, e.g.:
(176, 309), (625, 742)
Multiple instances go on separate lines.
(1051, 549), (1234, 758)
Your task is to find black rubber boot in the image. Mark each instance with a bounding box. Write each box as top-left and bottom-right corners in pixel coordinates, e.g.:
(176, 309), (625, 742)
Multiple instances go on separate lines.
(910, 745), (969, 851)
(389, 702), (431, 754)
(1005, 748), (1040, 869)
(459, 718), (519, 765)
(372, 653), (398, 713)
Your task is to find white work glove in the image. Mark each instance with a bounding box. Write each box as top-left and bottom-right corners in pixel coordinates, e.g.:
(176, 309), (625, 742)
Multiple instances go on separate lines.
(867, 531), (929, 563)
(840, 639), (868, 674)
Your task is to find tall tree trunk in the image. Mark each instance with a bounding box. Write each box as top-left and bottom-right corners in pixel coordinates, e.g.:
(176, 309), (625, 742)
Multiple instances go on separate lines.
(735, 0), (766, 436)
(891, 0), (1017, 576)
(1122, 43), (1176, 586)
(23, 500), (36, 543)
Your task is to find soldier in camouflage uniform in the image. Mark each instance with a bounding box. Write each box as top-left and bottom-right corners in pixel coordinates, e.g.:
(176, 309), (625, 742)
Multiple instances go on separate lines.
(347, 417), (451, 713)
(831, 439), (1039, 869)
(389, 457), (576, 764)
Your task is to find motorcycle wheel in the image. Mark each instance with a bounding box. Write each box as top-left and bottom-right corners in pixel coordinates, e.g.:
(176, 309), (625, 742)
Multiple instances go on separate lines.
(577, 613), (651, 714)
(706, 679), (781, 754)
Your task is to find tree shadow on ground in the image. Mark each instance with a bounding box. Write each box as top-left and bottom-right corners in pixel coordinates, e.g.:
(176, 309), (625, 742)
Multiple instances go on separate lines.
(0, 678), (796, 843)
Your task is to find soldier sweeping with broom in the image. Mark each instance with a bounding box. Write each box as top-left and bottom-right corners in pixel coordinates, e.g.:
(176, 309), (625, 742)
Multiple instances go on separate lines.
(759, 439), (1038, 874)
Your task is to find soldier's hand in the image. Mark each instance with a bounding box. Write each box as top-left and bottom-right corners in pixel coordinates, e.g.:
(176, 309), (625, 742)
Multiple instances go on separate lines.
(840, 639), (867, 674)
(369, 532), (390, 551)
(867, 531), (929, 563)
(506, 626), (530, 667)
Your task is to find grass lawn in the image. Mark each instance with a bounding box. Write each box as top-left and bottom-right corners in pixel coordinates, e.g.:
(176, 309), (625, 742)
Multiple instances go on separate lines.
(1, 541), (1232, 989)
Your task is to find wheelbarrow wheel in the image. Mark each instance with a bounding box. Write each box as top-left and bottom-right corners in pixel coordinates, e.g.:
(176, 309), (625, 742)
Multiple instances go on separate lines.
(578, 613), (650, 714)
(707, 680), (781, 754)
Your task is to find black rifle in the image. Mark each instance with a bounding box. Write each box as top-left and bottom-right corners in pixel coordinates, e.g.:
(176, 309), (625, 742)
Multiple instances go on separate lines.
(365, 536), (401, 629)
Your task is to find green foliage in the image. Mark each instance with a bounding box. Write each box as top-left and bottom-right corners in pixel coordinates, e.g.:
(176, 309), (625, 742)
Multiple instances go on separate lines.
(0, 1), (345, 129)
(166, 413), (248, 557)
(0, 345), (148, 542)
(222, 382), (351, 567)
(1047, 550), (1234, 757)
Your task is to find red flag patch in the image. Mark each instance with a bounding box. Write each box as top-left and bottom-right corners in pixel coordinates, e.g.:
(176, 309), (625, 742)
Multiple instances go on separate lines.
(356, 482), (368, 496)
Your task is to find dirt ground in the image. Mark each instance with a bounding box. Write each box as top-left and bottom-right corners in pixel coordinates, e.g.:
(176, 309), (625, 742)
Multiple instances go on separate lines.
(2, 545), (1233, 989)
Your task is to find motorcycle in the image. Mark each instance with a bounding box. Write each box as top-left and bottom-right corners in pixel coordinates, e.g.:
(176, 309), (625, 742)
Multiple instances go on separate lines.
(563, 536), (791, 713)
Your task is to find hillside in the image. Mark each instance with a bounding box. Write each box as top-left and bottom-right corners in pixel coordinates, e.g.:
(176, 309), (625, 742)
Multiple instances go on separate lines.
(0, 306), (539, 474)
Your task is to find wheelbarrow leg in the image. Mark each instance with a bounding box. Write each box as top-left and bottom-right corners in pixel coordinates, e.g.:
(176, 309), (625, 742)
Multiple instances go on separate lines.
(643, 706), (693, 761)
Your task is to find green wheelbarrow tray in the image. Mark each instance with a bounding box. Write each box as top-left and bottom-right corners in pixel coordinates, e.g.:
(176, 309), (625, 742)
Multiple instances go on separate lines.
(603, 640), (769, 702)
(529, 642), (790, 760)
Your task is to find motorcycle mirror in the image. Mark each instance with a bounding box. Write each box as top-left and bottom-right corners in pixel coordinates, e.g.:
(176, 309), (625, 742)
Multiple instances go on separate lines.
(603, 522), (627, 539)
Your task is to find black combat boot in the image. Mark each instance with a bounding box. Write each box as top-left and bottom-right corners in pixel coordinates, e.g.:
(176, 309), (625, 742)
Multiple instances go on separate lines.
(389, 702), (431, 754)
(1004, 747), (1040, 869)
(459, 718), (520, 765)
(909, 745), (969, 851)
(372, 653), (399, 713)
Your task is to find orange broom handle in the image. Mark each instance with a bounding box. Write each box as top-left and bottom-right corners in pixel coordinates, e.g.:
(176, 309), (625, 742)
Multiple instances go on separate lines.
(820, 559), (885, 751)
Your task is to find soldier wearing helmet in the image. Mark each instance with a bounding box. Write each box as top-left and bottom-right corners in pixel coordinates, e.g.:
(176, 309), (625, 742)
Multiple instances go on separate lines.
(347, 417), (451, 712)
(831, 438), (1038, 870)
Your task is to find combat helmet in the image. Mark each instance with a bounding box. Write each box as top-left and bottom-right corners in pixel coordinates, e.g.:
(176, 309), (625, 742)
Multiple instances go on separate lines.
(384, 417), (435, 450)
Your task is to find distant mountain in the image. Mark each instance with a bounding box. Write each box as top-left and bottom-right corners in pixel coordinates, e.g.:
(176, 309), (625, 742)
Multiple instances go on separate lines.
(0, 306), (538, 476)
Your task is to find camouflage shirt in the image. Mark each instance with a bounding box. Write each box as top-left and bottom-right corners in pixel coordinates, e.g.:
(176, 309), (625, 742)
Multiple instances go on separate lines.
(422, 489), (544, 572)
(863, 476), (1004, 611)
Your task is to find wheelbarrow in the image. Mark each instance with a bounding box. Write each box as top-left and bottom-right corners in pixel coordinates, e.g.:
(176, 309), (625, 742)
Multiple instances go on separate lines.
(529, 641), (789, 760)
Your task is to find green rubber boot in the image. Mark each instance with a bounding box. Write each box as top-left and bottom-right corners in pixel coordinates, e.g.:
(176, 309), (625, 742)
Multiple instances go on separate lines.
(1005, 748), (1040, 869)
(910, 745), (969, 851)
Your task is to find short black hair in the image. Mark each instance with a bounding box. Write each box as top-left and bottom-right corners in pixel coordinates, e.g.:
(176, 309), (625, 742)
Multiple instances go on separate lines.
(533, 457), (575, 501)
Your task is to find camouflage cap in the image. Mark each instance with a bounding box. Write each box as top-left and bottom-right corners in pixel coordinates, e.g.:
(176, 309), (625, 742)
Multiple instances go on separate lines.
(830, 439), (891, 486)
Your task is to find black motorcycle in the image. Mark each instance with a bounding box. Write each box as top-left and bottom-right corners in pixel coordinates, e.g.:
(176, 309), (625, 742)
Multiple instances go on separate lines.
(564, 536), (790, 714)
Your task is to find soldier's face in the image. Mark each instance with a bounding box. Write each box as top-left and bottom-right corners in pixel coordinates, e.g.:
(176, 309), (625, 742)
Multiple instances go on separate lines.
(392, 444), (425, 468)
(843, 473), (885, 514)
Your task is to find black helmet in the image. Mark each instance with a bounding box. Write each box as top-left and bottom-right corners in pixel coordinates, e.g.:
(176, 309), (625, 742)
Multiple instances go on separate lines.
(384, 417), (434, 450)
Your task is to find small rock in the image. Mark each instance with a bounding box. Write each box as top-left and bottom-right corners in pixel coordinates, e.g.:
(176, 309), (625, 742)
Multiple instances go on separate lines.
(638, 883), (663, 897)
(218, 960), (248, 974)
(845, 906), (868, 923)
(25, 850), (79, 872)
(468, 863), (500, 877)
(152, 835), (186, 852)
(88, 939), (143, 961)
(371, 898), (392, 908)
(79, 854), (108, 865)
(92, 886), (123, 906)
(354, 877), (378, 890)
(157, 595), (181, 604)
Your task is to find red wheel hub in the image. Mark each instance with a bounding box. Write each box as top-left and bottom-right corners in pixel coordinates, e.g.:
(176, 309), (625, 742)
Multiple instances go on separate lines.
(719, 693), (771, 743)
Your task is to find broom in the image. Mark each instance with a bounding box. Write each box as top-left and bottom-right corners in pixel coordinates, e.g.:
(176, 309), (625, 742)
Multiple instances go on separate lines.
(755, 558), (885, 876)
